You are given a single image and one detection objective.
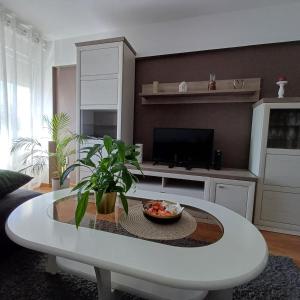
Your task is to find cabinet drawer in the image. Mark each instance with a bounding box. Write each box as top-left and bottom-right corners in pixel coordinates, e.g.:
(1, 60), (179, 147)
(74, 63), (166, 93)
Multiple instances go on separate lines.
(215, 184), (248, 217)
(81, 78), (118, 106)
(264, 154), (300, 188)
(261, 191), (300, 226)
(80, 47), (119, 76)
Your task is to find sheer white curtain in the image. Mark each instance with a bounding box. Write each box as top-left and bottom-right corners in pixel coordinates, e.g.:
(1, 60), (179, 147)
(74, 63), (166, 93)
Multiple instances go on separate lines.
(0, 10), (50, 184)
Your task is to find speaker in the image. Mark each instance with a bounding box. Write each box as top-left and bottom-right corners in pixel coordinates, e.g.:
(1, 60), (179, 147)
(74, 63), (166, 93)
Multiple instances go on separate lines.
(213, 149), (223, 170)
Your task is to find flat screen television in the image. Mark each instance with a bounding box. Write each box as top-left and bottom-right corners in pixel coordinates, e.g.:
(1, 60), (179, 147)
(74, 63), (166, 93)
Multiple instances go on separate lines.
(152, 128), (214, 169)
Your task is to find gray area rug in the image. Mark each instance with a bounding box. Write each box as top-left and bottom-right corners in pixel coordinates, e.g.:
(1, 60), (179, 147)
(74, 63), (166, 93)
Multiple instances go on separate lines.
(0, 248), (299, 299)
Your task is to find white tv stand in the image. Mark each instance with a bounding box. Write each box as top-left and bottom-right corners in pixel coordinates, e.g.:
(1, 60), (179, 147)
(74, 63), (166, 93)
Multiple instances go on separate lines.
(129, 162), (257, 221)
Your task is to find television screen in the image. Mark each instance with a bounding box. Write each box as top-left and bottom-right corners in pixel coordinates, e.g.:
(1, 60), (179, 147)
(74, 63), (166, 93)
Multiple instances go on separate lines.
(152, 128), (214, 169)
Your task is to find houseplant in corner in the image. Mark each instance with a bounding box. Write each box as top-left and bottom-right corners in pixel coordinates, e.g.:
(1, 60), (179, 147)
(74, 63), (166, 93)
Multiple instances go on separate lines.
(43, 113), (85, 190)
(61, 135), (142, 227)
(11, 112), (85, 190)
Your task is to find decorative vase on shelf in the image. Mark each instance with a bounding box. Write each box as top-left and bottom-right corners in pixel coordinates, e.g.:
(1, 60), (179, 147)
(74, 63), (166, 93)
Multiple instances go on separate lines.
(208, 73), (216, 90)
(276, 76), (288, 98)
(233, 79), (245, 89)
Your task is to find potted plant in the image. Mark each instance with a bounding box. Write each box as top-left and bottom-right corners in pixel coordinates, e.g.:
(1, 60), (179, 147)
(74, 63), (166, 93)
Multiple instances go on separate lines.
(11, 112), (84, 190)
(61, 135), (142, 228)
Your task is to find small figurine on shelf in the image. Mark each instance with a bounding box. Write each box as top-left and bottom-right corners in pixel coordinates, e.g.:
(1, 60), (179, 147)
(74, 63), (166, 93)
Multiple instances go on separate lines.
(208, 73), (216, 90)
(276, 75), (288, 98)
(179, 81), (187, 93)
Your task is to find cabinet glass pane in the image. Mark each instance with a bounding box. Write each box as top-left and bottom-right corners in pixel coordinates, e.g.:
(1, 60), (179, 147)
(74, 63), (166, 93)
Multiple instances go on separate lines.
(267, 109), (300, 149)
(81, 110), (117, 139)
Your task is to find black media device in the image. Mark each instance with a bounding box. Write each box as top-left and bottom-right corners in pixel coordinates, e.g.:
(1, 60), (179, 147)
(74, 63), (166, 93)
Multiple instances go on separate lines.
(152, 128), (214, 170)
(213, 149), (223, 170)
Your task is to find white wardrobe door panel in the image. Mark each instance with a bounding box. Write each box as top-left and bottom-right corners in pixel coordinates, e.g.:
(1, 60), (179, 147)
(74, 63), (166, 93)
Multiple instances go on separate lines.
(80, 47), (119, 76)
(81, 79), (118, 106)
(261, 191), (300, 226)
(264, 154), (300, 188)
(215, 184), (248, 217)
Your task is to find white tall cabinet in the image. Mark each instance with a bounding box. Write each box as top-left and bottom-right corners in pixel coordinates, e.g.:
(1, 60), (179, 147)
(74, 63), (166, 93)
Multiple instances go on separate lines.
(249, 98), (300, 235)
(75, 37), (136, 179)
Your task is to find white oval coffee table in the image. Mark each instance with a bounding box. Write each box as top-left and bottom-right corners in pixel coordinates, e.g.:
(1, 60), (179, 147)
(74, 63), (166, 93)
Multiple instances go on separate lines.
(6, 189), (268, 300)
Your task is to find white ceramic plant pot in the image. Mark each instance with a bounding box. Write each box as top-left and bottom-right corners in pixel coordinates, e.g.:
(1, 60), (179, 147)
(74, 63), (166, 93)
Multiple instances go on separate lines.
(52, 178), (61, 191)
(136, 144), (143, 164)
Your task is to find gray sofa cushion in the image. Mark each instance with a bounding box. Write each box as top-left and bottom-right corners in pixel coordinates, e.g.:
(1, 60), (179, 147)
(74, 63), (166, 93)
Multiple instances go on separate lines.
(0, 170), (32, 197)
(0, 189), (41, 254)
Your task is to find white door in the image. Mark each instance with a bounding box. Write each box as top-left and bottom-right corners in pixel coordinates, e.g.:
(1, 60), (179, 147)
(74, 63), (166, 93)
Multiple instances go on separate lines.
(215, 184), (249, 217)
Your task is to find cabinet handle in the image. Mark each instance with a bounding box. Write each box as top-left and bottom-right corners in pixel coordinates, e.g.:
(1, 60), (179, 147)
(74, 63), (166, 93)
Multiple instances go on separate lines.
(218, 185), (225, 189)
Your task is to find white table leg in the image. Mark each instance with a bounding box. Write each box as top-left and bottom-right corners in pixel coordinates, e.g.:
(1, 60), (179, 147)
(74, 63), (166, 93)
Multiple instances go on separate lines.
(46, 255), (58, 274)
(94, 267), (113, 300)
(206, 288), (233, 300)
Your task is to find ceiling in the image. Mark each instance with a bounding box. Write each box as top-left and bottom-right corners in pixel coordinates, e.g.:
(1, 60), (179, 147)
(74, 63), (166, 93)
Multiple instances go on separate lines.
(0, 0), (298, 40)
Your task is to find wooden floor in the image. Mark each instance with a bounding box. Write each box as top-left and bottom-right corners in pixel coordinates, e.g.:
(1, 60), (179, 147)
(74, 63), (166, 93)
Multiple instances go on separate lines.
(34, 185), (300, 268)
(261, 230), (300, 267)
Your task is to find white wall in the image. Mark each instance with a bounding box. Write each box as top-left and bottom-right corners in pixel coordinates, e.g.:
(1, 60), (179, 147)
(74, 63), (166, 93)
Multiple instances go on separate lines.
(54, 3), (300, 66)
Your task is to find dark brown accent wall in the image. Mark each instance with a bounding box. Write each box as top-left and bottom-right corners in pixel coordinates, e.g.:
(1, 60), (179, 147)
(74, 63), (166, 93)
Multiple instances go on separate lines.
(134, 41), (300, 169)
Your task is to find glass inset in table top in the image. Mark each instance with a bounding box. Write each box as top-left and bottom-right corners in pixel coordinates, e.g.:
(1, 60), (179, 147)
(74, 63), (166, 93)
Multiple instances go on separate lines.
(48, 195), (223, 248)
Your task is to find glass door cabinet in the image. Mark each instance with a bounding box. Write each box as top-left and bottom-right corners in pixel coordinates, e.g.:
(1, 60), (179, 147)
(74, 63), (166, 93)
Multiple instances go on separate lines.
(267, 109), (300, 149)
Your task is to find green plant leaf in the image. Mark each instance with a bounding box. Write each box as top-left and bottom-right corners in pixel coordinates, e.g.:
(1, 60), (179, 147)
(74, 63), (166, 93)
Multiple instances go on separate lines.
(11, 137), (42, 153)
(60, 163), (82, 185)
(75, 191), (90, 228)
(95, 190), (104, 211)
(80, 146), (94, 152)
(103, 135), (113, 154)
(129, 160), (143, 172)
(111, 186), (123, 193)
(43, 112), (71, 143)
(71, 180), (90, 192)
(99, 157), (110, 171)
(79, 158), (96, 168)
(116, 141), (126, 162)
(119, 193), (128, 214)
(86, 144), (101, 160)
(122, 169), (132, 192)
(111, 164), (125, 174)
(131, 173), (139, 183)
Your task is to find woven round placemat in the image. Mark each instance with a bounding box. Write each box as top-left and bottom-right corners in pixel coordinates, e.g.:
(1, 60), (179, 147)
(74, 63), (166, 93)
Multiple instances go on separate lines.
(119, 205), (197, 240)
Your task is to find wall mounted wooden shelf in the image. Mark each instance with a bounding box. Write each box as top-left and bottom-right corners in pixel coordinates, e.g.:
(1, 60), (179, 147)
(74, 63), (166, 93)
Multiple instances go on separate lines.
(140, 78), (261, 105)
